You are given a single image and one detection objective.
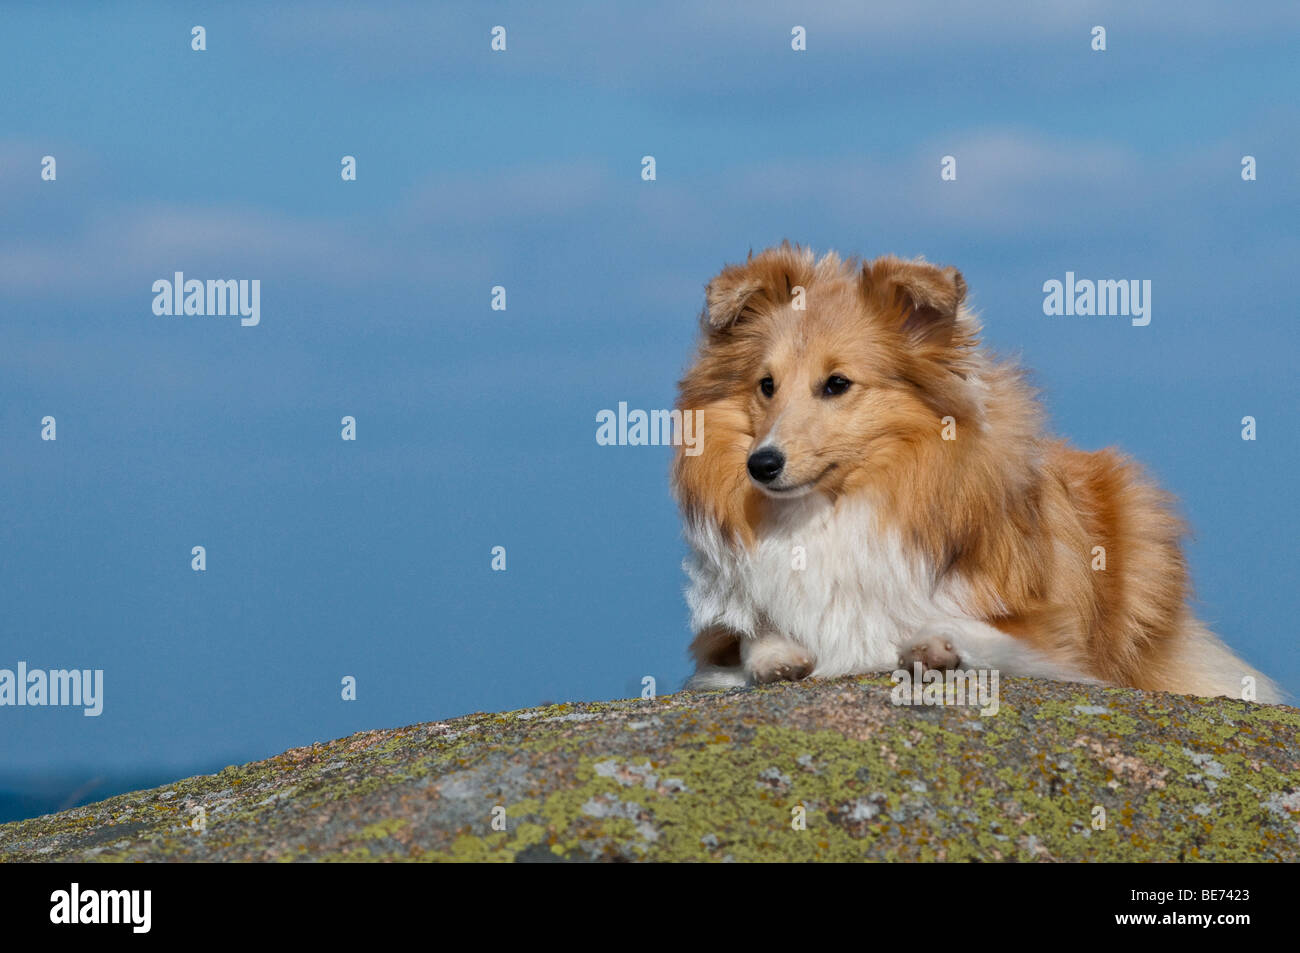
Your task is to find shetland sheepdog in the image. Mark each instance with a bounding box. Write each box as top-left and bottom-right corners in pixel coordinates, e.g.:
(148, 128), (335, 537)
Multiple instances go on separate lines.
(672, 244), (1279, 703)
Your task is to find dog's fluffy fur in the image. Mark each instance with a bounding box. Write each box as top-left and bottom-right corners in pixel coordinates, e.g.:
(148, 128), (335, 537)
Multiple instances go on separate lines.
(672, 244), (1279, 703)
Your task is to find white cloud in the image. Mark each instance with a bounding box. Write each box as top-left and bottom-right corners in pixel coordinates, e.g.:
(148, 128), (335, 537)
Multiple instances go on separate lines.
(247, 0), (1300, 82)
(0, 201), (476, 296)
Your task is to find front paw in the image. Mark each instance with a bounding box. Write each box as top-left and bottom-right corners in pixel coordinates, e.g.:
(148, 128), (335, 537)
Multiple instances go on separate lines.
(745, 636), (815, 684)
(899, 636), (962, 672)
(743, 631), (811, 686)
(751, 655), (814, 685)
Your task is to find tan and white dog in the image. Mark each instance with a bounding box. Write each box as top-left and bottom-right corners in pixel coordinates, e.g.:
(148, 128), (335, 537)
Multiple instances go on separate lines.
(672, 244), (1279, 703)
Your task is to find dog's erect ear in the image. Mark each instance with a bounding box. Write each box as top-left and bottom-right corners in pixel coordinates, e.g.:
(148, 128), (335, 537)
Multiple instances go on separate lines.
(703, 245), (810, 331)
(860, 256), (967, 346)
(704, 275), (760, 330)
(703, 262), (768, 330)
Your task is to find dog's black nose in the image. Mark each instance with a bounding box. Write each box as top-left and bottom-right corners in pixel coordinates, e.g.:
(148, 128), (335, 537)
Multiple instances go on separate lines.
(747, 448), (785, 484)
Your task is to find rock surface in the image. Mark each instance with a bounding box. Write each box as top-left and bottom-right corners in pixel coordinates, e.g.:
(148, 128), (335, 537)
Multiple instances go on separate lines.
(2, 675), (1298, 861)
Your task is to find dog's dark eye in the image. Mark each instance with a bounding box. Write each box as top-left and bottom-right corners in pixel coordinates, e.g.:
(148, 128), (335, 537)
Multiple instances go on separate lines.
(759, 377), (775, 397)
(823, 375), (852, 397)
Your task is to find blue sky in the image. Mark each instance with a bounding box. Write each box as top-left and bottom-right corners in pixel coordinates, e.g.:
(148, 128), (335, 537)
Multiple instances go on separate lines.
(1, 1), (1297, 784)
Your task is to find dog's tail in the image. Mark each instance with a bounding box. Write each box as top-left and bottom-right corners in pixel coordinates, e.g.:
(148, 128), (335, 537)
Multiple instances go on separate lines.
(1161, 617), (1283, 704)
(684, 665), (749, 691)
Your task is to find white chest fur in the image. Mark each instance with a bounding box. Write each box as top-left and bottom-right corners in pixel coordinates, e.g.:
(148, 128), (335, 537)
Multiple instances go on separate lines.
(681, 493), (1073, 679)
(683, 496), (937, 675)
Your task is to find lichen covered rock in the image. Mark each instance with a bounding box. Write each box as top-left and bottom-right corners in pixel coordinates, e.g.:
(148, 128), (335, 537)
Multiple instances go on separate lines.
(2, 675), (1297, 861)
